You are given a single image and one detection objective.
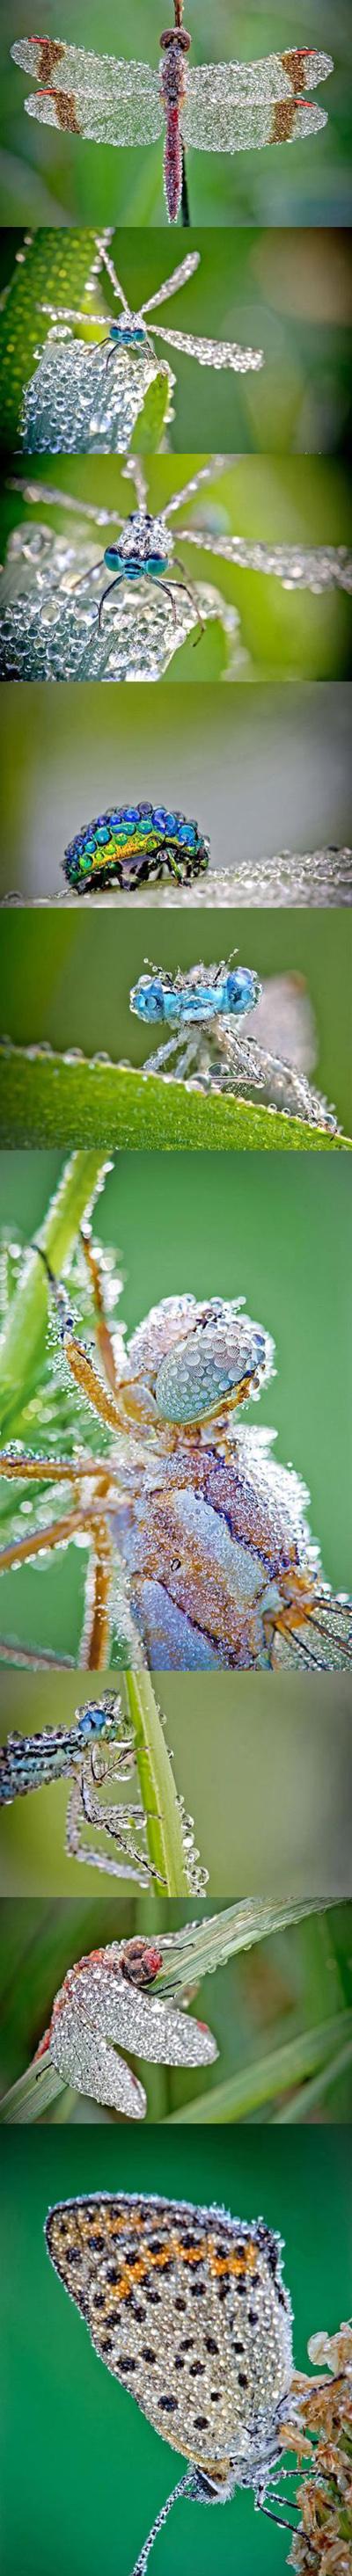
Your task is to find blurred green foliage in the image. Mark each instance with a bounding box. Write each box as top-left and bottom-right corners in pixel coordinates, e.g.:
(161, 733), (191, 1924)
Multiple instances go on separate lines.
(1, 226), (351, 455)
(0, 682), (350, 904)
(1, 2125), (351, 2572)
(1, 906), (351, 1134)
(1, 452), (351, 680)
(1, 0), (351, 226)
(1, 1897), (352, 2121)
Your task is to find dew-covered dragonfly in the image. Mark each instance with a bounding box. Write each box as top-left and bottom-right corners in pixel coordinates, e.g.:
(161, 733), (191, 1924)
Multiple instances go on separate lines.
(11, 20), (334, 225)
(8, 454), (352, 641)
(0, 1692), (165, 1883)
(0, 1220), (351, 1672)
(130, 961), (339, 1132)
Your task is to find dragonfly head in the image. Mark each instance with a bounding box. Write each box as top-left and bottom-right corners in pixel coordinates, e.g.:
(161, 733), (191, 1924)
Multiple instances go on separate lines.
(154, 1299), (274, 1426)
(109, 319), (147, 348)
(130, 971), (174, 1023)
(112, 510), (171, 579)
(160, 24), (191, 49)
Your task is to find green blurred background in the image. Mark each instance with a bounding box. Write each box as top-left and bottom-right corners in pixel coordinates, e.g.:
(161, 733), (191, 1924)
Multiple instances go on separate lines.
(0, 683), (350, 901)
(1, 455), (351, 680)
(1, 2126), (351, 2572)
(1, 1673), (351, 1896)
(1, 0), (351, 226)
(0, 1149), (350, 1648)
(1, 227), (352, 455)
(1, 1896), (352, 2118)
(1, 906), (351, 1133)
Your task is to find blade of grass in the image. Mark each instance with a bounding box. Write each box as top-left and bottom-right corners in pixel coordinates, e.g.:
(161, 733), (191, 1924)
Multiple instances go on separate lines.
(0, 1045), (349, 1153)
(153, 1897), (342, 1995)
(124, 1674), (190, 1898)
(0, 1147), (108, 1437)
(273, 2035), (352, 2121)
(163, 2009), (352, 2121)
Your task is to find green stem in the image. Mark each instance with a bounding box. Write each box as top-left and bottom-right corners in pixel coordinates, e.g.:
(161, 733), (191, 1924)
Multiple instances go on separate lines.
(124, 1674), (190, 1898)
(163, 2009), (352, 2123)
(0, 2055), (63, 2122)
(0, 1148), (108, 1439)
(153, 1896), (341, 1996)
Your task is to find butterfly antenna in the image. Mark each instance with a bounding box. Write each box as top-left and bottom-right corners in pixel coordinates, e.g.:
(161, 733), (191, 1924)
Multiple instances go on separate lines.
(131, 2472), (194, 2573)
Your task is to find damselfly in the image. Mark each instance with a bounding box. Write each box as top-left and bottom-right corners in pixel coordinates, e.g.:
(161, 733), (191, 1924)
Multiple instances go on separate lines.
(0, 1691), (165, 1882)
(11, 21), (334, 226)
(20, 237), (263, 456)
(2, 457), (351, 688)
(0, 1221), (350, 1672)
(130, 960), (339, 1131)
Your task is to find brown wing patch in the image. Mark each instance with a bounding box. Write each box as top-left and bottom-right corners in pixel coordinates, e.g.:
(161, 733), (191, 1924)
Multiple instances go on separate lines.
(31, 38), (65, 81)
(281, 50), (311, 93)
(47, 89), (82, 134)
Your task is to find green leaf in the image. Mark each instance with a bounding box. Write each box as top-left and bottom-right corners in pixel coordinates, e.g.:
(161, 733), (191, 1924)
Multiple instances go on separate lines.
(0, 1045), (349, 1153)
(131, 369), (172, 453)
(0, 231), (102, 444)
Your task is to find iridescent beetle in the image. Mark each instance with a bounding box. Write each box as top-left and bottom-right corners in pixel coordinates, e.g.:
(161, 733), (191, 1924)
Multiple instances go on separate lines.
(129, 958), (339, 1131)
(0, 1224), (350, 1672)
(11, 19), (333, 226)
(63, 804), (209, 893)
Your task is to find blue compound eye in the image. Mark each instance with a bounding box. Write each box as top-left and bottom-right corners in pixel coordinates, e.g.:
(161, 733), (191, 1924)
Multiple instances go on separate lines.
(225, 969), (260, 1015)
(104, 546), (123, 571)
(145, 554), (168, 577)
(131, 979), (166, 1021)
(78, 1705), (105, 1741)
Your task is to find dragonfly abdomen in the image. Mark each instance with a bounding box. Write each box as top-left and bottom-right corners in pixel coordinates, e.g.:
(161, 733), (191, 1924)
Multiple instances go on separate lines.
(159, 32), (190, 220)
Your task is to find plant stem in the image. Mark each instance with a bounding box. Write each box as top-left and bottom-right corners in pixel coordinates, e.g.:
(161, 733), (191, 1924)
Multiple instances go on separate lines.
(162, 2009), (352, 2123)
(124, 1675), (190, 1897)
(0, 1148), (108, 1439)
(152, 1896), (341, 1995)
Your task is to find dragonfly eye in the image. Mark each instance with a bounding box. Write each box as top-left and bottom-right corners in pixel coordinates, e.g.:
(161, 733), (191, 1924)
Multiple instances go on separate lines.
(104, 546), (123, 571)
(155, 1308), (272, 1424)
(131, 977), (167, 1021)
(145, 554), (168, 576)
(224, 968), (261, 1015)
(160, 23), (191, 46)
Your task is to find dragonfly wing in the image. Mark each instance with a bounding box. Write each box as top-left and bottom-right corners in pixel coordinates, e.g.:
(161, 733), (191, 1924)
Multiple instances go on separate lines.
(156, 325), (263, 374)
(271, 1593), (352, 1671)
(11, 40), (162, 143)
(49, 1993), (147, 2115)
(249, 975), (317, 1073)
(181, 84), (328, 153)
(183, 49), (333, 106)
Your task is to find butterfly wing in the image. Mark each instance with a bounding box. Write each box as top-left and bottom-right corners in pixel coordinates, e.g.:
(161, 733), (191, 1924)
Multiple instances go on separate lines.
(46, 2195), (292, 2478)
(11, 39), (162, 144)
(248, 975), (317, 1073)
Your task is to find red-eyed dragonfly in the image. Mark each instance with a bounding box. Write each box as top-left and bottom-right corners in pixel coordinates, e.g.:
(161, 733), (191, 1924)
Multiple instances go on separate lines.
(11, 21), (334, 225)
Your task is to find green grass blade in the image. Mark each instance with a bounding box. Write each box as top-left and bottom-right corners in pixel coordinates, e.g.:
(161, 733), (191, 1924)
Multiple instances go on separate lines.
(0, 232), (103, 444)
(163, 2010), (352, 2121)
(124, 1675), (190, 1899)
(0, 1147), (107, 1437)
(132, 371), (172, 453)
(0, 1045), (349, 1153)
